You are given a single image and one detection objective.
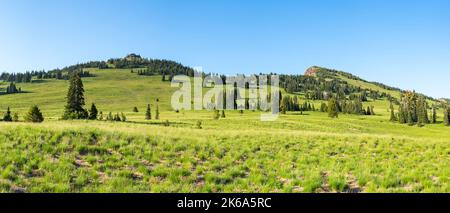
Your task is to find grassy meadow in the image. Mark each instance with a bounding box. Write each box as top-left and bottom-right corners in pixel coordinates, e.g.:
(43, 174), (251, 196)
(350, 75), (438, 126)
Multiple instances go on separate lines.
(0, 69), (449, 192)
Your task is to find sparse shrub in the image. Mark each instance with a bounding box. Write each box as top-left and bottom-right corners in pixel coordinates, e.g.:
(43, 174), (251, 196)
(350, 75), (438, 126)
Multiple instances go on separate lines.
(196, 120), (202, 129)
(12, 113), (19, 122)
(163, 120), (170, 126)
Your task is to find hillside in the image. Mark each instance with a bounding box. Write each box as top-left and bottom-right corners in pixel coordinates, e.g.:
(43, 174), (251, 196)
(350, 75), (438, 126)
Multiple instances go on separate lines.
(0, 57), (449, 193)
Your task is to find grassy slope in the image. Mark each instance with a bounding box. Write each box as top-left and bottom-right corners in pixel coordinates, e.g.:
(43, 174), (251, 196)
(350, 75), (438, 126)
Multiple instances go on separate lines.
(0, 69), (449, 192)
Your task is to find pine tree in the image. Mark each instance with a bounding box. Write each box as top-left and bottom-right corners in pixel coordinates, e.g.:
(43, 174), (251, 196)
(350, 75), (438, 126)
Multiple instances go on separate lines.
(25, 105), (44, 123)
(121, 112), (127, 122)
(389, 102), (397, 122)
(444, 105), (450, 126)
(155, 104), (160, 120)
(3, 107), (12, 122)
(63, 72), (88, 119)
(12, 113), (19, 122)
(366, 106), (371, 115)
(431, 106), (437, 124)
(114, 113), (121, 121)
(107, 112), (113, 121)
(145, 104), (151, 120)
(213, 109), (220, 120)
(133, 107), (139, 112)
(89, 103), (98, 120)
(99, 111), (103, 121)
(398, 106), (406, 124)
(221, 110), (226, 118)
(328, 98), (339, 118)
(370, 106), (375, 115)
(320, 103), (327, 112)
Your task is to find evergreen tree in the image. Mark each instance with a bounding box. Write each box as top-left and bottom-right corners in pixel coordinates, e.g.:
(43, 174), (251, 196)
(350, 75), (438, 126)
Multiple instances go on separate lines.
(107, 112), (113, 121)
(398, 106), (406, 124)
(12, 113), (19, 122)
(444, 105), (450, 126)
(320, 103), (327, 112)
(327, 98), (339, 118)
(213, 109), (220, 120)
(221, 110), (226, 118)
(389, 102), (397, 121)
(63, 72), (88, 119)
(114, 113), (121, 121)
(370, 105), (375, 115)
(155, 104), (160, 120)
(431, 106), (437, 124)
(133, 107), (139, 112)
(99, 111), (103, 121)
(89, 103), (98, 120)
(146, 104), (152, 120)
(121, 112), (127, 122)
(366, 106), (371, 115)
(3, 107), (12, 122)
(25, 105), (44, 123)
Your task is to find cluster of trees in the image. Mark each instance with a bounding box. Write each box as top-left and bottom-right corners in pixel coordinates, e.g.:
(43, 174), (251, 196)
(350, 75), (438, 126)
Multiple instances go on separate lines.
(1, 106), (44, 123)
(280, 95), (315, 114)
(145, 102), (160, 120)
(1, 67), (94, 83)
(318, 98), (375, 117)
(280, 73), (394, 104)
(101, 112), (127, 122)
(108, 54), (197, 79)
(0, 72), (33, 83)
(394, 91), (430, 126)
(4, 82), (21, 94)
(388, 91), (449, 127)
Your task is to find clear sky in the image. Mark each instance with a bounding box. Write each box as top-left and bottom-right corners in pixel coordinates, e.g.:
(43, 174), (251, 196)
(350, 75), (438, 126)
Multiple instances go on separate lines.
(1, 0), (449, 98)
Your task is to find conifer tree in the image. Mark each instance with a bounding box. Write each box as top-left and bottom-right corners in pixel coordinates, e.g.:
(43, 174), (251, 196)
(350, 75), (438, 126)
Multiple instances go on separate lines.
(370, 106), (375, 115)
(25, 105), (44, 123)
(121, 112), (127, 122)
(320, 103), (327, 112)
(12, 113), (19, 122)
(63, 72), (88, 119)
(221, 110), (226, 118)
(398, 106), (406, 124)
(444, 105), (450, 126)
(146, 104), (151, 120)
(431, 106), (437, 124)
(89, 103), (98, 120)
(107, 112), (113, 121)
(114, 113), (121, 121)
(3, 107), (12, 122)
(327, 98), (339, 118)
(133, 107), (139, 112)
(213, 109), (220, 120)
(155, 104), (160, 120)
(99, 111), (103, 121)
(389, 102), (397, 121)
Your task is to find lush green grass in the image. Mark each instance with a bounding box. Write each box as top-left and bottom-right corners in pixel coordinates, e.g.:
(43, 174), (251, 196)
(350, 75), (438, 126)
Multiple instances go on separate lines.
(0, 69), (449, 192)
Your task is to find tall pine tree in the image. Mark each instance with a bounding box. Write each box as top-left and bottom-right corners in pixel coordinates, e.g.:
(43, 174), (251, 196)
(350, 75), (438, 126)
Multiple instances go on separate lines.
(327, 98), (339, 118)
(444, 105), (450, 126)
(3, 107), (12, 122)
(145, 104), (151, 120)
(63, 72), (88, 119)
(389, 102), (397, 122)
(89, 103), (98, 120)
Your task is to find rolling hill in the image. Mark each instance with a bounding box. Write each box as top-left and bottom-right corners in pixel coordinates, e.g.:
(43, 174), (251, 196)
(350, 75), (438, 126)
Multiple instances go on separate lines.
(0, 57), (449, 193)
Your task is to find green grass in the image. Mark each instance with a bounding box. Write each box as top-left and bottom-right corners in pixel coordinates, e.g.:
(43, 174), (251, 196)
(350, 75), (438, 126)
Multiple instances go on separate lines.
(0, 69), (449, 192)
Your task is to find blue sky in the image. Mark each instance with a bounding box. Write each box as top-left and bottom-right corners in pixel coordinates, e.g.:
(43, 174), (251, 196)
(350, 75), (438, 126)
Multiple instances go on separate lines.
(0, 0), (449, 98)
